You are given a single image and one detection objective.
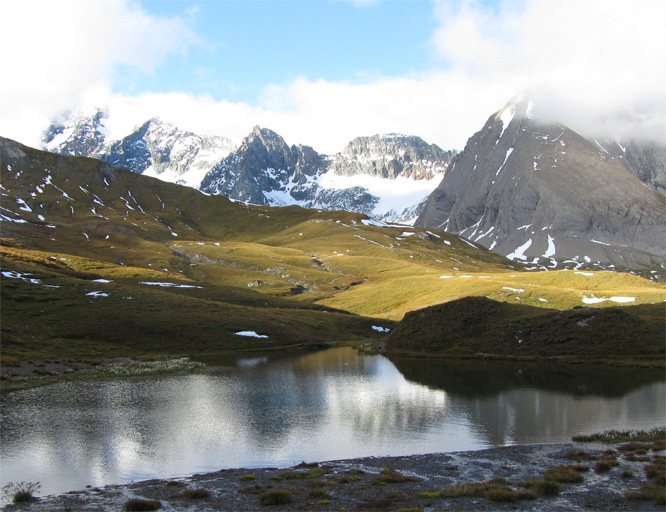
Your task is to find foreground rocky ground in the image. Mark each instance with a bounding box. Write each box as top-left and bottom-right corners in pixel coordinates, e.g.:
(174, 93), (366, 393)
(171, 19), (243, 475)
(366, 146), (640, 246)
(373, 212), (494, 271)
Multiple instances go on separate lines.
(3, 441), (664, 511)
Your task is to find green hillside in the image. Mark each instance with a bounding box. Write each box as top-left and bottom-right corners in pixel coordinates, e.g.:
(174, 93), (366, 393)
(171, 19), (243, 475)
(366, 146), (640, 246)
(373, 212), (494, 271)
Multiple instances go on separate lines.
(1, 137), (664, 365)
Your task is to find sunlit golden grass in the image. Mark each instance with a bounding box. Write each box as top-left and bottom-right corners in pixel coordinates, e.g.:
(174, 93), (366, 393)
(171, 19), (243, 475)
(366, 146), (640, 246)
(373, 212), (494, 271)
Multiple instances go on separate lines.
(2, 140), (664, 366)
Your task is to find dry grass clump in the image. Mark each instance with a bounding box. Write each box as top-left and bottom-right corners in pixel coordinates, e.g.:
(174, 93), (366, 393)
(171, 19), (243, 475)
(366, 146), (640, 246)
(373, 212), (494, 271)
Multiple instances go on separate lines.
(123, 498), (161, 511)
(1, 481), (41, 504)
(625, 484), (665, 506)
(542, 465), (585, 483)
(573, 427), (665, 444)
(565, 450), (597, 462)
(238, 485), (264, 495)
(440, 478), (508, 498)
(485, 487), (536, 503)
(520, 479), (562, 497)
(259, 489), (293, 506)
(594, 459), (619, 473)
(372, 469), (420, 486)
(181, 488), (211, 499)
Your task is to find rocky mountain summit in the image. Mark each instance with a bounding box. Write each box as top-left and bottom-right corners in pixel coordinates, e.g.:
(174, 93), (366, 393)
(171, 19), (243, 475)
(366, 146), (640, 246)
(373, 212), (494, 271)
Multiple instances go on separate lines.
(200, 127), (453, 221)
(44, 112), (455, 224)
(43, 111), (235, 189)
(43, 108), (108, 157)
(328, 134), (454, 180)
(416, 97), (666, 271)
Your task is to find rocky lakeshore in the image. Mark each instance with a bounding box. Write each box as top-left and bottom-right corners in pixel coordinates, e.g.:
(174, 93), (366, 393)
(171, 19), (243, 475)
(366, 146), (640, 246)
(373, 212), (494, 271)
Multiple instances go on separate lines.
(3, 441), (664, 511)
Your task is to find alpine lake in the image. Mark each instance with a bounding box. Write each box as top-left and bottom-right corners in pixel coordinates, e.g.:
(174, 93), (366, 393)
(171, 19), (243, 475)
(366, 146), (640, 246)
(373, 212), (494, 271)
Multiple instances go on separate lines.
(1, 347), (664, 501)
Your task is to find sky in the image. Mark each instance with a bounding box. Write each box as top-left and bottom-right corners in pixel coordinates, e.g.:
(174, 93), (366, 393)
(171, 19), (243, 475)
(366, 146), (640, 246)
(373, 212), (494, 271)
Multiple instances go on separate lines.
(1, 0), (665, 154)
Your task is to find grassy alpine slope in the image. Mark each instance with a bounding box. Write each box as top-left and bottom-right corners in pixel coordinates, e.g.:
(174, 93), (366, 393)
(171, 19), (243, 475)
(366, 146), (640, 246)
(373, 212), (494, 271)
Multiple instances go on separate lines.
(1, 136), (664, 365)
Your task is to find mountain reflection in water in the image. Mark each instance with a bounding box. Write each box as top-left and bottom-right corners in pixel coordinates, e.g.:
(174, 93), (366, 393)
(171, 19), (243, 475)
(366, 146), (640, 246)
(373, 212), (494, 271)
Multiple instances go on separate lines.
(1, 348), (663, 500)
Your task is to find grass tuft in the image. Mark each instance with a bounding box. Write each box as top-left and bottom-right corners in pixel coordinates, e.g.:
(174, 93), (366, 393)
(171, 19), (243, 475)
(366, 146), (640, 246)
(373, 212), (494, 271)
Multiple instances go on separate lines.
(573, 427), (665, 444)
(486, 488), (536, 503)
(181, 488), (211, 499)
(123, 498), (161, 511)
(1, 481), (41, 504)
(565, 450), (597, 462)
(543, 465), (585, 483)
(259, 489), (293, 506)
(372, 470), (420, 485)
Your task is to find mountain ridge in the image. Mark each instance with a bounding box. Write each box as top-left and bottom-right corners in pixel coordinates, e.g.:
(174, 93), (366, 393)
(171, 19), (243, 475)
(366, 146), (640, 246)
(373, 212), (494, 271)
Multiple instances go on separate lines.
(416, 97), (666, 273)
(43, 111), (456, 224)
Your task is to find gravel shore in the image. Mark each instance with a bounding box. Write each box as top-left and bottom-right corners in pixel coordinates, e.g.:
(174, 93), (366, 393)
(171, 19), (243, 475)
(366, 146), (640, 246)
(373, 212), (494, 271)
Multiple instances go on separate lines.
(3, 442), (664, 511)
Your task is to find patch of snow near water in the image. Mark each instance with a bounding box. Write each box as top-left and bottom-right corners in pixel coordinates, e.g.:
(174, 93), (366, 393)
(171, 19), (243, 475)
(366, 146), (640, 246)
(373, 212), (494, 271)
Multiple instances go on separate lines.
(235, 331), (269, 338)
(574, 271), (594, 277)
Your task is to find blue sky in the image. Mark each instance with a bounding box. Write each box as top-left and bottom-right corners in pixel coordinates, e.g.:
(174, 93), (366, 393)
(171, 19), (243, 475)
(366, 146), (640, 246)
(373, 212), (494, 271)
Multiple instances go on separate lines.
(1, 0), (665, 153)
(132, 1), (439, 103)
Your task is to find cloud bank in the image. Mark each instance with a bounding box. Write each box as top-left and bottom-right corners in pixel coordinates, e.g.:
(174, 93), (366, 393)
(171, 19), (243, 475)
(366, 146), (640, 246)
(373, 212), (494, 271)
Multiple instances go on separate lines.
(1, 0), (663, 155)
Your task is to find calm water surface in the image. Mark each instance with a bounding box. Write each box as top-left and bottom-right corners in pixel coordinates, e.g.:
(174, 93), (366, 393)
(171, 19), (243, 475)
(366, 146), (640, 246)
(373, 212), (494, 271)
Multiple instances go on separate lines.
(1, 347), (664, 499)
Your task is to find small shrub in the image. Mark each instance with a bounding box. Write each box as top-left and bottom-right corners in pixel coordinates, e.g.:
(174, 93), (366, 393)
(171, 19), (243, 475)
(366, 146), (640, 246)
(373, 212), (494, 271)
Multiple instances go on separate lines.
(372, 470), (420, 485)
(444, 465), (459, 471)
(260, 489), (293, 506)
(624, 453), (650, 462)
(543, 465), (585, 483)
(239, 485), (264, 495)
(1, 481), (41, 504)
(620, 470), (634, 478)
(530, 479), (561, 497)
(626, 484), (665, 504)
(618, 442), (651, 453)
(573, 427), (666, 443)
(318, 499), (331, 505)
(240, 474), (256, 482)
(307, 489), (330, 499)
(181, 488), (211, 499)
(166, 480), (185, 487)
(415, 491), (440, 499)
(486, 488), (534, 503)
(594, 460), (613, 473)
(645, 460), (666, 485)
(440, 478), (508, 498)
(123, 498), (161, 511)
(565, 450), (596, 461)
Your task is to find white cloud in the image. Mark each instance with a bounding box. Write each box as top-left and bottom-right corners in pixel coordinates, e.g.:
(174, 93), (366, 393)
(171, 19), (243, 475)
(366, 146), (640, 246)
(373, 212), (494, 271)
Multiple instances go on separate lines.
(92, 72), (511, 155)
(0, 0), (198, 147)
(431, 0), (666, 143)
(1, 0), (663, 156)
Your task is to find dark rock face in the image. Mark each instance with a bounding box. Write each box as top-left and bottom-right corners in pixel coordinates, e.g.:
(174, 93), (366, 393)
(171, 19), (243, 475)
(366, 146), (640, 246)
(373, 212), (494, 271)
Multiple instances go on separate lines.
(594, 139), (666, 196)
(200, 128), (451, 219)
(200, 126), (327, 205)
(416, 97), (666, 270)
